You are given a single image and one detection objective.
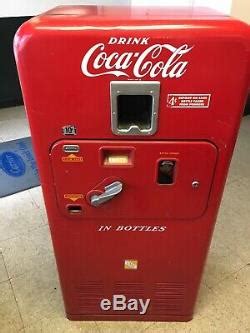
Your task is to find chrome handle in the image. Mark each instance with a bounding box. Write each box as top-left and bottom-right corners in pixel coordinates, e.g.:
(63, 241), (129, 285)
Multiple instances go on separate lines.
(90, 181), (123, 207)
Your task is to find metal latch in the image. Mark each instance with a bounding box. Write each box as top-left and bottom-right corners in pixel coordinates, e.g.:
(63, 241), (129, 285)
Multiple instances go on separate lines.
(90, 181), (123, 207)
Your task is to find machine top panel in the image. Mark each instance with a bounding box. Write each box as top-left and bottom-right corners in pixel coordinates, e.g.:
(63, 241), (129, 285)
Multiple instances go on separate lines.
(14, 6), (249, 144)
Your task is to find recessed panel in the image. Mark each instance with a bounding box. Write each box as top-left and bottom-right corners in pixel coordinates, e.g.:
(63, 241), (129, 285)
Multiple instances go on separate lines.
(110, 81), (160, 136)
(50, 140), (217, 220)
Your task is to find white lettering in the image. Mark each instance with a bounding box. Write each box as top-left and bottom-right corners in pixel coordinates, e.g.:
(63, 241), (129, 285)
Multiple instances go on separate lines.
(108, 37), (150, 45)
(127, 299), (138, 311)
(113, 295), (126, 311)
(114, 225), (167, 232)
(81, 43), (128, 77)
(98, 225), (112, 232)
(81, 41), (193, 79)
(119, 37), (126, 45)
(108, 37), (117, 44)
(139, 298), (150, 315)
(100, 295), (151, 314)
(141, 37), (150, 45)
(100, 299), (111, 311)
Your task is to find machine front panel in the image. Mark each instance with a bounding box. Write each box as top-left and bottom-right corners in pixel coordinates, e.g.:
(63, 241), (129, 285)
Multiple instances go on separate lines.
(50, 140), (217, 220)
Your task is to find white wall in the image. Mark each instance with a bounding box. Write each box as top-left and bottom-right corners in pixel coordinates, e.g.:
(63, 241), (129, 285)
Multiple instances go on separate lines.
(0, 0), (233, 18)
(0, 0), (129, 17)
(231, 0), (250, 23)
(132, 0), (232, 14)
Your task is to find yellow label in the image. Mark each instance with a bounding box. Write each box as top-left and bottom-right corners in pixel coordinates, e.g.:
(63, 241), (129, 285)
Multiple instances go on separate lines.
(62, 154), (83, 162)
(64, 194), (84, 202)
(104, 155), (129, 165)
(124, 259), (138, 270)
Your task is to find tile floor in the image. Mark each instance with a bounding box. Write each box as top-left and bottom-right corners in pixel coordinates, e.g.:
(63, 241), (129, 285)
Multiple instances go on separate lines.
(0, 106), (249, 333)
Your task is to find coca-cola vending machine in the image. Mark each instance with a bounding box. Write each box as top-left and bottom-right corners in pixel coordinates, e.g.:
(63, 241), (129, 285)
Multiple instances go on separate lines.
(14, 6), (249, 321)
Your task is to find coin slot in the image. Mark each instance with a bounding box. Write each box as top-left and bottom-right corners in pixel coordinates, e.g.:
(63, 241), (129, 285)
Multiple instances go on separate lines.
(157, 160), (176, 185)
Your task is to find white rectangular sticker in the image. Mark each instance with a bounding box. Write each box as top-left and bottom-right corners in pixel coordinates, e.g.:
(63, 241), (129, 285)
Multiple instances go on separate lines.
(167, 94), (211, 109)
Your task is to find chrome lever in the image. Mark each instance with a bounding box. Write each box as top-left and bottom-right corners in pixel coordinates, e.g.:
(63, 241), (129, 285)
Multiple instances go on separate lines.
(90, 181), (123, 207)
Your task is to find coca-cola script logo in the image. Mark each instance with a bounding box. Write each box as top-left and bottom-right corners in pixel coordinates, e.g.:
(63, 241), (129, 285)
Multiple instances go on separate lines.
(81, 40), (193, 79)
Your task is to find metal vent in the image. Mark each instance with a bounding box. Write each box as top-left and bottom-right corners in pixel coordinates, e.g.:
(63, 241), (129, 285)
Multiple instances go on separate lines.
(114, 282), (144, 297)
(76, 281), (104, 313)
(152, 282), (185, 313)
(75, 281), (185, 315)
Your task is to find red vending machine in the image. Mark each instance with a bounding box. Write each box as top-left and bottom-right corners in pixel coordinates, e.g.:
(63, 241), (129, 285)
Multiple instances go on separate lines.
(14, 6), (249, 321)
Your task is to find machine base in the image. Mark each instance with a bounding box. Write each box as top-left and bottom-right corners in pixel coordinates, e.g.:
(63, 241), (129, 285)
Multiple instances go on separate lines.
(67, 313), (193, 322)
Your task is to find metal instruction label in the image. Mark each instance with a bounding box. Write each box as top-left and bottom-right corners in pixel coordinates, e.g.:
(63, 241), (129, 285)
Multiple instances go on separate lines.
(167, 94), (211, 109)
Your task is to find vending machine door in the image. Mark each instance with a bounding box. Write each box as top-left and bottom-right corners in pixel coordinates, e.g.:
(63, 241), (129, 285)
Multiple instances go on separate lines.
(50, 140), (217, 220)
